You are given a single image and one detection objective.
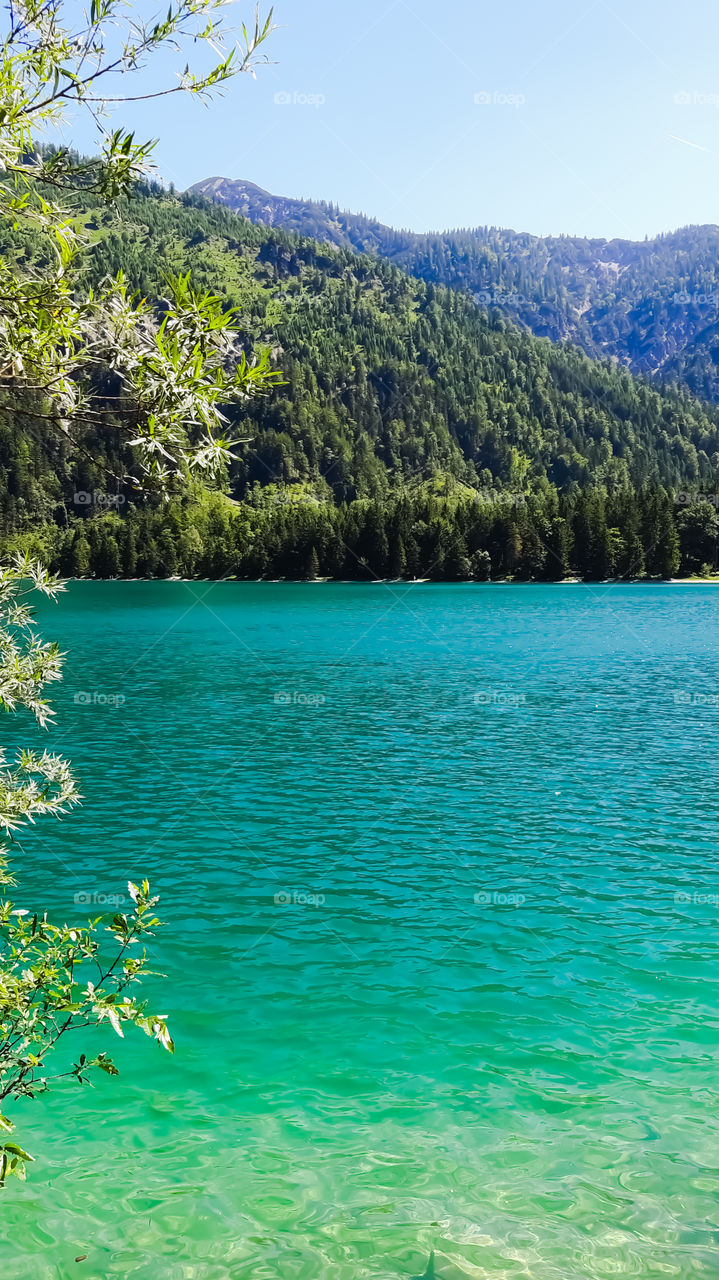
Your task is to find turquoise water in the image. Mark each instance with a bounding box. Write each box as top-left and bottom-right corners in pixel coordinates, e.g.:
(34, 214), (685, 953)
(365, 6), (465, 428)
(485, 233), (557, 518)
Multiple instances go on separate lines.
(3, 582), (719, 1279)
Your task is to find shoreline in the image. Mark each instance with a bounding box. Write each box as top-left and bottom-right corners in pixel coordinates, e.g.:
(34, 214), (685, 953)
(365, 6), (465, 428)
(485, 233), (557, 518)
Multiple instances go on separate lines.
(63, 574), (719, 585)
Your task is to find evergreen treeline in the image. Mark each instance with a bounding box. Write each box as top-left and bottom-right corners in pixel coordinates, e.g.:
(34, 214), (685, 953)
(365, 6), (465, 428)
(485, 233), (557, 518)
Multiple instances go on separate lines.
(7, 485), (719, 583)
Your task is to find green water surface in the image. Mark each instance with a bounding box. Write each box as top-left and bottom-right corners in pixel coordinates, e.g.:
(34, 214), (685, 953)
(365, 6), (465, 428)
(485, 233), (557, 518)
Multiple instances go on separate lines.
(2, 581), (719, 1279)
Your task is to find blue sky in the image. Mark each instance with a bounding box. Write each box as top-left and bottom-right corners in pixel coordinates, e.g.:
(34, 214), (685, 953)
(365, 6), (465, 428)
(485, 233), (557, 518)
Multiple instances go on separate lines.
(65, 0), (719, 239)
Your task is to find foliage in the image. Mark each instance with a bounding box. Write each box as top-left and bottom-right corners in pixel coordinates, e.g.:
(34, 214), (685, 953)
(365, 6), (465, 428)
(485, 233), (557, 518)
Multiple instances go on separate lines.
(0, 0), (277, 1182)
(0, 559), (172, 1183)
(0, 0), (279, 490)
(0, 873), (172, 1185)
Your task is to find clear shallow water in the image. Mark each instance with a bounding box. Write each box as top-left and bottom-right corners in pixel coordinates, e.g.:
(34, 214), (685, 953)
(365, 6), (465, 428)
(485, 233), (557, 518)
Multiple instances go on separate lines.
(2, 581), (719, 1279)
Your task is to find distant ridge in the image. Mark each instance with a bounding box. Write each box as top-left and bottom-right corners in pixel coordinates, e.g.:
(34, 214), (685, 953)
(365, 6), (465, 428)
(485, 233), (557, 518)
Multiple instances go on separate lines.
(188, 175), (719, 403)
(188, 176), (416, 253)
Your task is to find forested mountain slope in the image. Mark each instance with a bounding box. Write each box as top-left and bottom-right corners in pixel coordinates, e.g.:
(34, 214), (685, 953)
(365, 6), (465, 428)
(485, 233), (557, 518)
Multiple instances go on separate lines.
(191, 177), (719, 402)
(2, 178), (719, 581)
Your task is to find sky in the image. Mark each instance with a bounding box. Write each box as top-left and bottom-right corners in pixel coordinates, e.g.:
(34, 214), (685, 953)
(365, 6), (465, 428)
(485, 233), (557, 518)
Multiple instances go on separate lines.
(63, 0), (719, 240)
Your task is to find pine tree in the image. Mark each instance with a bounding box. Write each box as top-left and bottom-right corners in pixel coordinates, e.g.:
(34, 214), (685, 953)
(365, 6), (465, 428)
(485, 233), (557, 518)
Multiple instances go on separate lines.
(301, 546), (320, 579)
(70, 532), (91, 578)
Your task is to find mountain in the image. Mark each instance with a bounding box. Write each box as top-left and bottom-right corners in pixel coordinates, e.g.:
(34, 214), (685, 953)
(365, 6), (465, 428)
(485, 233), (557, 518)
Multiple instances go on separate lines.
(189, 177), (422, 253)
(2, 177), (719, 581)
(189, 177), (719, 402)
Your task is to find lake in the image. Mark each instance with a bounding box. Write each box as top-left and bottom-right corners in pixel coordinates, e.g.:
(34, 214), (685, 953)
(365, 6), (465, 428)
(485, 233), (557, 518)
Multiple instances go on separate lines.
(3, 581), (719, 1279)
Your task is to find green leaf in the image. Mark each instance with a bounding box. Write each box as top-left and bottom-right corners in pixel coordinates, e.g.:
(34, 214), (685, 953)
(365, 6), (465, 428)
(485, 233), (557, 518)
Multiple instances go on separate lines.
(2, 1143), (34, 1162)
